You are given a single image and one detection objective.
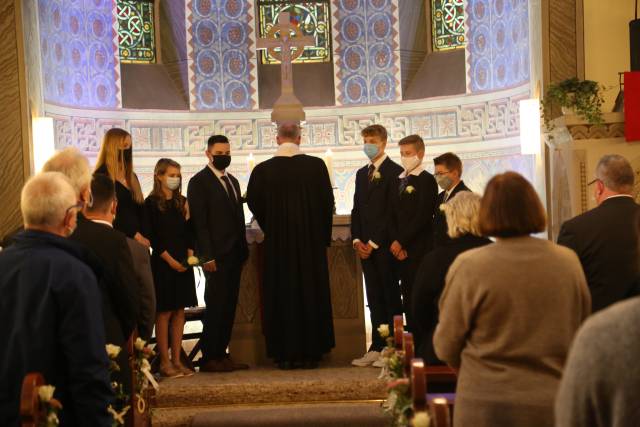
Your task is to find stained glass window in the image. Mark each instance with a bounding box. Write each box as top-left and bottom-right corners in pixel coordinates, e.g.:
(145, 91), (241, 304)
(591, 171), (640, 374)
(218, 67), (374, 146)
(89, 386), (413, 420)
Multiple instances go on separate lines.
(432, 0), (466, 51)
(258, 0), (331, 64)
(116, 0), (156, 63)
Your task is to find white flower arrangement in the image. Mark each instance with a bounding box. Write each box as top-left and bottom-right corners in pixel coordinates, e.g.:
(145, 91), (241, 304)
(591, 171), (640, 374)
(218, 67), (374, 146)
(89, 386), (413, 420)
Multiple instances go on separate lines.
(134, 337), (146, 352)
(404, 185), (416, 194)
(38, 385), (55, 402)
(37, 385), (62, 427)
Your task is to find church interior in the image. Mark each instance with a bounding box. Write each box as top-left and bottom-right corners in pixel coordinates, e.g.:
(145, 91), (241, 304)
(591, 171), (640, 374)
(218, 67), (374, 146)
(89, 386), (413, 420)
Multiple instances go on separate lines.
(1, 0), (640, 426)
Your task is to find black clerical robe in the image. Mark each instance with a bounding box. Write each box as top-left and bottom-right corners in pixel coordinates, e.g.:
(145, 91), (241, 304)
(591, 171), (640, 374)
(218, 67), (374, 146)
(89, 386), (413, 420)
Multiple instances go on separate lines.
(247, 154), (335, 362)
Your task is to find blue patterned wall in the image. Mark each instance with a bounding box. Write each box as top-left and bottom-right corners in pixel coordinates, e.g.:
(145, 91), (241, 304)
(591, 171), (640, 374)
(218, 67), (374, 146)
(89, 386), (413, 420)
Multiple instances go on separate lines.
(466, 0), (529, 92)
(186, 0), (257, 111)
(38, 0), (120, 108)
(332, 0), (402, 105)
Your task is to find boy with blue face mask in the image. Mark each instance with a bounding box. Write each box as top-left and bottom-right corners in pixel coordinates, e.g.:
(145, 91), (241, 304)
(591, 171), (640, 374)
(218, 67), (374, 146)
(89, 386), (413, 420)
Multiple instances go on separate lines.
(389, 135), (438, 340)
(350, 125), (404, 367)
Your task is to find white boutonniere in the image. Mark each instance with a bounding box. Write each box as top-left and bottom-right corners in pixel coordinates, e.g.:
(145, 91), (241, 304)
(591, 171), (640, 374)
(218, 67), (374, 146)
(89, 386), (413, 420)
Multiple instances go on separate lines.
(404, 185), (416, 194)
(372, 171), (382, 182)
(377, 324), (390, 338)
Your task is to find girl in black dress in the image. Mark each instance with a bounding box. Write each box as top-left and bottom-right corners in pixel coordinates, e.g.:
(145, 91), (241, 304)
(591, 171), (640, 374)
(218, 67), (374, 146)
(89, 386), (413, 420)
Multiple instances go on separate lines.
(94, 128), (150, 248)
(145, 158), (197, 378)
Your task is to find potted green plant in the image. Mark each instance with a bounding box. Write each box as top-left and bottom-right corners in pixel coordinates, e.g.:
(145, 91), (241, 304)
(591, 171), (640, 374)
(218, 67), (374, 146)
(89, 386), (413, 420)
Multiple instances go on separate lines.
(542, 78), (605, 130)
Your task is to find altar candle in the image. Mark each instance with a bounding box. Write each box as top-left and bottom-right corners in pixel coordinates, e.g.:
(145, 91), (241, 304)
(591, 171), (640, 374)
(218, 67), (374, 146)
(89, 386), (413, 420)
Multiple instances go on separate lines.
(247, 153), (255, 172)
(325, 149), (335, 186)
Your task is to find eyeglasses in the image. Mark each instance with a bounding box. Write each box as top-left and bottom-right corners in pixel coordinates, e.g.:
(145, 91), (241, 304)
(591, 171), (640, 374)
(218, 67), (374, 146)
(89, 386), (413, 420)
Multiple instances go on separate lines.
(587, 178), (600, 186)
(65, 201), (84, 215)
(434, 170), (451, 177)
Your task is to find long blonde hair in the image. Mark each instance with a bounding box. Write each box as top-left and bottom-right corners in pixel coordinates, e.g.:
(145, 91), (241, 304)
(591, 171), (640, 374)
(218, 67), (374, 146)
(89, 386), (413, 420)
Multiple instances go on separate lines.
(149, 158), (186, 214)
(95, 128), (143, 204)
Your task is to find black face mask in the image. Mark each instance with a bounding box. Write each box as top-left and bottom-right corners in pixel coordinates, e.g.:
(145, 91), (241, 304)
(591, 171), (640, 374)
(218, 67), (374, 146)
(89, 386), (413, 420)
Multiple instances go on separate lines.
(212, 155), (231, 171)
(122, 147), (133, 163)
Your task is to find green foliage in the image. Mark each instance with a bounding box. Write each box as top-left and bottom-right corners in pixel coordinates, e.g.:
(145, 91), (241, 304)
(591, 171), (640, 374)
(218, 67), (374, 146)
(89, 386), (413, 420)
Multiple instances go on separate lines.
(542, 78), (605, 130)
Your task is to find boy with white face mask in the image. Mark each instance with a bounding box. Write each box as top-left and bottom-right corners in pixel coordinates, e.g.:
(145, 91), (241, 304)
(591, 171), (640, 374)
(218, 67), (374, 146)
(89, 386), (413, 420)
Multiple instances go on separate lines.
(389, 135), (438, 337)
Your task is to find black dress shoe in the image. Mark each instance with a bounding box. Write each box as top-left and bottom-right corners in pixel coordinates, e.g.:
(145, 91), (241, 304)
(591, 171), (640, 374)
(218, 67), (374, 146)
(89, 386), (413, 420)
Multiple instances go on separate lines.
(277, 361), (295, 370)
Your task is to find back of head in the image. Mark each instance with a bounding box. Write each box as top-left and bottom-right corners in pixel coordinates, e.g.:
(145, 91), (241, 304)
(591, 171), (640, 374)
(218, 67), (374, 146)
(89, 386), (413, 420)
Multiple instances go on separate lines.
(398, 134), (425, 152)
(42, 147), (91, 198)
(479, 172), (547, 237)
(21, 172), (76, 228)
(441, 191), (482, 238)
(433, 152), (463, 175)
(596, 154), (635, 194)
(277, 122), (301, 142)
(87, 173), (116, 214)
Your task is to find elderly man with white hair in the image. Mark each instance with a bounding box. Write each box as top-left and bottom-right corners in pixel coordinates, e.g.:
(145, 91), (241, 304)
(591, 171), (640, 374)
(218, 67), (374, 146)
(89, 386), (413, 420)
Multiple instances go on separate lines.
(0, 172), (113, 427)
(42, 146), (93, 206)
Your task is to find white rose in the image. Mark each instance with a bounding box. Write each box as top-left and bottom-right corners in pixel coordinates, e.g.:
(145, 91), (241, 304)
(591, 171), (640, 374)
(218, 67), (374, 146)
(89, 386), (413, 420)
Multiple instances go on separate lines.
(134, 337), (146, 351)
(412, 411), (431, 427)
(105, 344), (121, 359)
(405, 185), (416, 194)
(373, 171), (382, 180)
(377, 324), (390, 338)
(187, 256), (199, 266)
(38, 385), (55, 402)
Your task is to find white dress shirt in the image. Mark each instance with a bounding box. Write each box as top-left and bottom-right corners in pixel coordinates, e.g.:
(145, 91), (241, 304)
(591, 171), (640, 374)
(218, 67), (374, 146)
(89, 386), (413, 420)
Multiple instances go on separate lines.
(398, 164), (424, 179)
(275, 142), (301, 157)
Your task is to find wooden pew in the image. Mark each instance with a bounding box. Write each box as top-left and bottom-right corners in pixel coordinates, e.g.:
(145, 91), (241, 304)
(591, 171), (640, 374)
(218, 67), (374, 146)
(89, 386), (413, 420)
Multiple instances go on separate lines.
(393, 315), (404, 350)
(411, 359), (454, 426)
(126, 333), (155, 427)
(20, 373), (44, 427)
(402, 332), (414, 378)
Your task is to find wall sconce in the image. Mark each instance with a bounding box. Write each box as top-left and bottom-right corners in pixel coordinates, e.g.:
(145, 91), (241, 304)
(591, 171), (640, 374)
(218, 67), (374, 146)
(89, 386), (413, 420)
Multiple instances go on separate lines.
(519, 99), (541, 155)
(32, 117), (55, 173)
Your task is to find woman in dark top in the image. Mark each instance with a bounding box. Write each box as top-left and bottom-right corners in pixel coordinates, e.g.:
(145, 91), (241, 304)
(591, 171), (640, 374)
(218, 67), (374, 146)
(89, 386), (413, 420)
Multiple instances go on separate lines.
(412, 191), (491, 365)
(94, 128), (150, 247)
(145, 158), (197, 378)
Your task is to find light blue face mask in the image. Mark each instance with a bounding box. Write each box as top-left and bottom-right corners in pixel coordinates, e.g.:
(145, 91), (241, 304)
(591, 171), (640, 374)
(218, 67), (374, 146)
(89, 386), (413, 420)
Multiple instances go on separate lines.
(363, 143), (380, 160)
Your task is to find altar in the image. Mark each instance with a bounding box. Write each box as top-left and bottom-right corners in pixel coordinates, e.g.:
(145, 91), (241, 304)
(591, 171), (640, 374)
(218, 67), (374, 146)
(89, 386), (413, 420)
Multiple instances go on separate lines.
(228, 214), (366, 366)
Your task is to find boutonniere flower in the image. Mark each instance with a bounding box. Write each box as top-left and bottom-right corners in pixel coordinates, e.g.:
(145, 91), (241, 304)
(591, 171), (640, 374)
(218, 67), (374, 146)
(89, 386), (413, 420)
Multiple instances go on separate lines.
(404, 185), (416, 194)
(372, 171), (382, 182)
(377, 324), (390, 338)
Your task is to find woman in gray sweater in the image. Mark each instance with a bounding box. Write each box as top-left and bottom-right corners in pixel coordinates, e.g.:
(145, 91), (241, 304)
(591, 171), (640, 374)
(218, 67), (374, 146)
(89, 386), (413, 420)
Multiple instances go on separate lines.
(434, 172), (591, 427)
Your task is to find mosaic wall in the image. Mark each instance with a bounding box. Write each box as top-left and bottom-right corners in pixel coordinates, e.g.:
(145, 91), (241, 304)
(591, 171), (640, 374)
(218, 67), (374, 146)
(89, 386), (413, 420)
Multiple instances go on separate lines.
(332, 0), (402, 105)
(466, 0), (530, 93)
(186, 0), (258, 110)
(38, 0), (121, 108)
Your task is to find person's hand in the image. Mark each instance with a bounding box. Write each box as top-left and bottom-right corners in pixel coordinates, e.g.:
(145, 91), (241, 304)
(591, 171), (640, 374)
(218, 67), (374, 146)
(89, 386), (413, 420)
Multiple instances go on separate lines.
(169, 259), (187, 273)
(396, 250), (408, 261)
(390, 240), (402, 257)
(134, 232), (151, 248)
(202, 260), (217, 272)
(354, 241), (370, 260)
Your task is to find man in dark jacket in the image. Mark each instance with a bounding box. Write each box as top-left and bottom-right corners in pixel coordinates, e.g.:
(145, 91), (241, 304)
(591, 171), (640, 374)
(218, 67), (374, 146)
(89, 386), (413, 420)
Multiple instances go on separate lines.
(433, 152), (471, 247)
(0, 172), (113, 427)
(558, 154), (640, 312)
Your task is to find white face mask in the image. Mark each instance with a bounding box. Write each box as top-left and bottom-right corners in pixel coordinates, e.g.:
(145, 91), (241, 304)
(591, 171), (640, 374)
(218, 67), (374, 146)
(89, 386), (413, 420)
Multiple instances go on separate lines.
(166, 176), (181, 191)
(401, 155), (421, 173)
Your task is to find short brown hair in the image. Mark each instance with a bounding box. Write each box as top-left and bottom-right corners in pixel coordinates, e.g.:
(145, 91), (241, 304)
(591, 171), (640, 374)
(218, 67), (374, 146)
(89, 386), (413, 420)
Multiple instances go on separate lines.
(361, 124), (387, 141)
(434, 152), (462, 174)
(479, 172), (546, 237)
(398, 134), (425, 152)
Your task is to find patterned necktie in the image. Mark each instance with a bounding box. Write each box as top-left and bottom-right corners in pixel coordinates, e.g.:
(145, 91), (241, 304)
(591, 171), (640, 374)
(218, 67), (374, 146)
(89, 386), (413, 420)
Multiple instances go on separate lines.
(399, 177), (408, 194)
(367, 164), (376, 182)
(221, 175), (237, 204)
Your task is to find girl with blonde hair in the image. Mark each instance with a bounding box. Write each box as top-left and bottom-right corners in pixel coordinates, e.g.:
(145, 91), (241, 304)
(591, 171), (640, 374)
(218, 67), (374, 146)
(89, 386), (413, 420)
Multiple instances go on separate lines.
(95, 128), (150, 247)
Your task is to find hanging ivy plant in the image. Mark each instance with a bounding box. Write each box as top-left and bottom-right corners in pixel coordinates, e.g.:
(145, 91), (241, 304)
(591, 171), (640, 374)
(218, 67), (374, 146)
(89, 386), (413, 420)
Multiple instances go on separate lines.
(542, 78), (605, 130)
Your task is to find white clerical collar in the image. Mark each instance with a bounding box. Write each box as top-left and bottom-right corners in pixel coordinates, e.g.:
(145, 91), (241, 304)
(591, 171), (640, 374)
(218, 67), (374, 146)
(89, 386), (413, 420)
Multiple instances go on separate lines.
(90, 219), (113, 228)
(370, 154), (388, 170)
(275, 142), (301, 157)
(399, 164), (424, 179)
(208, 163), (227, 178)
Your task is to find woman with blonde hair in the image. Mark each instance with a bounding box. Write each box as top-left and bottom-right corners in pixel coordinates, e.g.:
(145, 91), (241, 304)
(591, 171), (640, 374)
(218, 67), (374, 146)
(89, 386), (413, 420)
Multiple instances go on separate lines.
(95, 128), (150, 247)
(434, 172), (591, 427)
(144, 158), (197, 377)
(412, 191), (491, 366)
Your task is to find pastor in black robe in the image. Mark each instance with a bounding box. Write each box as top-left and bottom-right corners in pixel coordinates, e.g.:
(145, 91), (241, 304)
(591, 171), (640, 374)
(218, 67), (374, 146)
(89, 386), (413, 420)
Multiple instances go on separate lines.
(247, 147), (335, 364)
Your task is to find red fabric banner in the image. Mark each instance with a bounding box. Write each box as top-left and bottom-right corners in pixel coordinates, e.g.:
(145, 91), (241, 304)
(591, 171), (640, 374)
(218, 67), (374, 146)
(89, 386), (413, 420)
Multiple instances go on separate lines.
(624, 71), (640, 142)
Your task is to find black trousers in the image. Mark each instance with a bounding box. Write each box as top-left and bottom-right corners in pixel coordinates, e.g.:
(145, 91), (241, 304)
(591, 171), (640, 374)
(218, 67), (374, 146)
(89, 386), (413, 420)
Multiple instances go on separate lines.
(361, 247), (402, 352)
(200, 245), (243, 361)
(399, 249), (425, 337)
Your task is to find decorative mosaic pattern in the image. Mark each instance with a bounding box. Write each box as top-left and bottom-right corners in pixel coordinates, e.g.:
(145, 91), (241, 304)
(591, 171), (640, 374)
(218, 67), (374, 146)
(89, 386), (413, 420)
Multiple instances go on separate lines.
(432, 0), (466, 51)
(332, 0), (402, 105)
(186, 0), (258, 110)
(258, 0), (332, 64)
(37, 0), (121, 108)
(466, 0), (530, 92)
(116, 0), (156, 63)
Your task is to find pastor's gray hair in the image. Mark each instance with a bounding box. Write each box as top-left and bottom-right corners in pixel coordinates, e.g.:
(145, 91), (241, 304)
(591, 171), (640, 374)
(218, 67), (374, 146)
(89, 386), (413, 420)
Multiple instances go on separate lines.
(441, 191), (482, 238)
(277, 122), (301, 141)
(595, 154), (635, 193)
(42, 147), (91, 197)
(21, 172), (77, 227)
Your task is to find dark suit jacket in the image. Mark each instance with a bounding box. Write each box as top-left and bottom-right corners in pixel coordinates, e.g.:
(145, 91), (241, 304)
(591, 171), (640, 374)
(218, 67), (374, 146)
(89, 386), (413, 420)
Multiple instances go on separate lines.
(187, 166), (249, 262)
(0, 230), (113, 427)
(433, 180), (472, 247)
(70, 215), (140, 344)
(351, 156), (404, 247)
(557, 196), (640, 312)
(126, 238), (156, 340)
(412, 234), (492, 365)
(390, 171), (439, 256)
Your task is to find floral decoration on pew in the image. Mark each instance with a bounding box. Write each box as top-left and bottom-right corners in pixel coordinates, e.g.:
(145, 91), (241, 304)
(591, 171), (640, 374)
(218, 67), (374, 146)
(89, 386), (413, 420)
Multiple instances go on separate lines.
(37, 384), (62, 427)
(132, 338), (159, 415)
(378, 324), (413, 427)
(105, 344), (129, 426)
